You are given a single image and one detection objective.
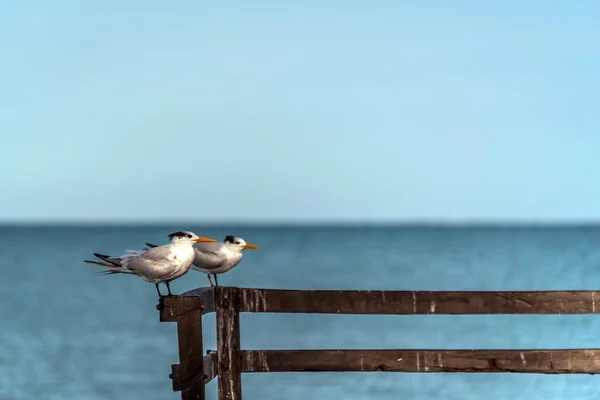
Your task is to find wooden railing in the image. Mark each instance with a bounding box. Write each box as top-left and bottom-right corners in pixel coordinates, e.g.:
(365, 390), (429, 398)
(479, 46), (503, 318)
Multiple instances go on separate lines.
(157, 287), (600, 400)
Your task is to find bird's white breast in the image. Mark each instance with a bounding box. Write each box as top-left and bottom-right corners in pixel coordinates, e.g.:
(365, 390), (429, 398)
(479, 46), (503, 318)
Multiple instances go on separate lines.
(171, 244), (195, 265)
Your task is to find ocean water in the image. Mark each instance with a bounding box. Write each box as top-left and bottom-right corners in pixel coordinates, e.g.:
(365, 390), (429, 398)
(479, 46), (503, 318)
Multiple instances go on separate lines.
(3, 225), (600, 400)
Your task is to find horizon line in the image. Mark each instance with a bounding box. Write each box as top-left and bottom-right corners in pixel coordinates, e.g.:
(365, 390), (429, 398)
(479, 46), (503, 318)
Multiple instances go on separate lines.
(4, 219), (600, 228)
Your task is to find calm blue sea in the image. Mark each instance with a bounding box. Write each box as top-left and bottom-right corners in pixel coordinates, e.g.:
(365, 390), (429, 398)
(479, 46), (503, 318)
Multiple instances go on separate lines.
(3, 225), (600, 400)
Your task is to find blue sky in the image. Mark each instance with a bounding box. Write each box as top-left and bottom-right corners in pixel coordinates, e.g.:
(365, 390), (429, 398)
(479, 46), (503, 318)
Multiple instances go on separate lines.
(1, 1), (600, 223)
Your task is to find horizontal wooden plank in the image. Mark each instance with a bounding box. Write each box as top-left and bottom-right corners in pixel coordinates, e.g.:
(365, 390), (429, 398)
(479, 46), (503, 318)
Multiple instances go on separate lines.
(159, 297), (203, 322)
(237, 288), (600, 314)
(241, 349), (600, 374)
(159, 287), (215, 321)
(182, 286), (215, 314)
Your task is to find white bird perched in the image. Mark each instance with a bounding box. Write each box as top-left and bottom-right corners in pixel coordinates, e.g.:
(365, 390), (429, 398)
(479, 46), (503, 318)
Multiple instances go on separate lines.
(84, 231), (217, 296)
(145, 235), (259, 287)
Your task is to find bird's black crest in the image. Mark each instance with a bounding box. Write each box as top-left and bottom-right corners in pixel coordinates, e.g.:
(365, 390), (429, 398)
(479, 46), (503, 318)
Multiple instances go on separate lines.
(168, 231), (190, 240)
(224, 235), (236, 243)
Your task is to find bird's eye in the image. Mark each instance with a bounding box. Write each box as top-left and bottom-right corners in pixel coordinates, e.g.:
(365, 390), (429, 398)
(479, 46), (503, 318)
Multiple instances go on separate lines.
(235, 241), (241, 245)
(187, 234), (192, 238)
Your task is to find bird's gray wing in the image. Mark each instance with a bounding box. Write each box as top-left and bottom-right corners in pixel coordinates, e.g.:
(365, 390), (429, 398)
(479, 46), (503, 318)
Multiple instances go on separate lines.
(193, 241), (223, 253)
(119, 245), (178, 277)
(192, 242), (227, 271)
(133, 245), (174, 261)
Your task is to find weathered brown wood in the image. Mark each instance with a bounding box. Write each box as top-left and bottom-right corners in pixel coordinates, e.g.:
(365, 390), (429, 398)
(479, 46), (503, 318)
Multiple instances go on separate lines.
(237, 288), (600, 314)
(171, 353), (218, 390)
(204, 351), (218, 384)
(171, 364), (183, 391)
(171, 351), (218, 392)
(161, 286), (600, 399)
(177, 306), (205, 400)
(159, 287), (215, 322)
(240, 349), (600, 374)
(182, 287), (216, 314)
(217, 287), (242, 400)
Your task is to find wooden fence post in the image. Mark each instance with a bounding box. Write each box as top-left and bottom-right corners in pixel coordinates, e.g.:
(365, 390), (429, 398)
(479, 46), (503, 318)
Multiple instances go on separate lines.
(216, 287), (242, 400)
(177, 299), (206, 400)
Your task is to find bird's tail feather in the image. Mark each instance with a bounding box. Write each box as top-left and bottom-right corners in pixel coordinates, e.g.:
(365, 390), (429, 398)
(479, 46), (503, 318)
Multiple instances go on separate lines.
(93, 253), (122, 267)
(84, 259), (134, 275)
(84, 260), (115, 268)
(98, 270), (123, 275)
(145, 242), (158, 248)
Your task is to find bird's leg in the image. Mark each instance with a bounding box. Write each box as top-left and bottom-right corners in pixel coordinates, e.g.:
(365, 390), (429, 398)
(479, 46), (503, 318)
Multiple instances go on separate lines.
(207, 274), (214, 287)
(165, 281), (173, 296)
(213, 274), (219, 287)
(155, 284), (162, 297)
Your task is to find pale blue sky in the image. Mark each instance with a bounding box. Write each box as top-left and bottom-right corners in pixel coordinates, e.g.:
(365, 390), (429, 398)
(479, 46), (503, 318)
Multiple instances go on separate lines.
(2, 1), (600, 223)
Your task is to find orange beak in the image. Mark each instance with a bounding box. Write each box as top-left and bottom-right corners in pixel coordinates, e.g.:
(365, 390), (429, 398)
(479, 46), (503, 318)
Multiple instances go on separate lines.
(243, 243), (259, 249)
(195, 237), (217, 243)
